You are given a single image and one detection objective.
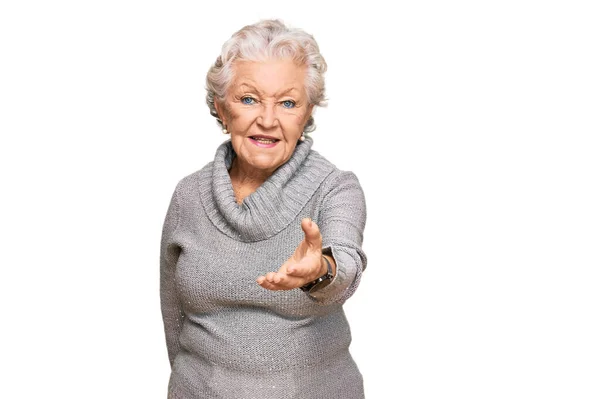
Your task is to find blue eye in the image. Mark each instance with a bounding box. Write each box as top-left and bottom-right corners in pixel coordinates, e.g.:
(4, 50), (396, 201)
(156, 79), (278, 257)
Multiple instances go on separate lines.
(241, 97), (256, 105)
(282, 100), (296, 109)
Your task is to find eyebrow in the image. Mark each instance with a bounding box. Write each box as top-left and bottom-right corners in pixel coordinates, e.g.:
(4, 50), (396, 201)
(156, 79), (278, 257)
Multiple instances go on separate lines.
(237, 83), (300, 97)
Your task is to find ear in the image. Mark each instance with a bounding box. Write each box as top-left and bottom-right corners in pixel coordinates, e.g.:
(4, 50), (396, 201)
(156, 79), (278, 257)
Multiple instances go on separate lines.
(214, 100), (227, 126)
(304, 104), (315, 124)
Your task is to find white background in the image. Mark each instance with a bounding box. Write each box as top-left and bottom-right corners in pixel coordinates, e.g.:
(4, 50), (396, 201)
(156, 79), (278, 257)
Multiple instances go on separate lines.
(1, 1), (599, 398)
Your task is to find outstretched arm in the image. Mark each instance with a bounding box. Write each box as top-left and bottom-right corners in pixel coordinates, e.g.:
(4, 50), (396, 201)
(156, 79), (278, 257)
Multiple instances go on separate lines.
(257, 171), (367, 305)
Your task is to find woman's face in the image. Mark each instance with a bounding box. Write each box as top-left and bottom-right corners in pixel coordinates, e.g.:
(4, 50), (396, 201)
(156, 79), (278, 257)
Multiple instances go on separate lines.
(215, 58), (314, 175)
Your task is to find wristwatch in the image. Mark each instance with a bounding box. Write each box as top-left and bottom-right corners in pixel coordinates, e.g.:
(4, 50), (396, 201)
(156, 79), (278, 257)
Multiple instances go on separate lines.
(300, 255), (334, 293)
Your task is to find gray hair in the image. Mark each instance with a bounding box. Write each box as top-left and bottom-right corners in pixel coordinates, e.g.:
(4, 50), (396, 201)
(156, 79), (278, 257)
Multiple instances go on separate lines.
(205, 19), (327, 133)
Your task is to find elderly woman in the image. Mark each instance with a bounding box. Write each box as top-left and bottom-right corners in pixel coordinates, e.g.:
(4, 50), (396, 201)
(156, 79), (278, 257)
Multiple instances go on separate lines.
(160, 19), (367, 398)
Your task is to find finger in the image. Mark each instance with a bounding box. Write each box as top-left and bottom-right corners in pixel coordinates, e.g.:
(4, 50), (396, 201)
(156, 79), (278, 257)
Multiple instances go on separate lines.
(265, 271), (281, 284)
(301, 218), (322, 249)
(258, 278), (284, 291)
(258, 272), (307, 291)
(258, 276), (290, 290)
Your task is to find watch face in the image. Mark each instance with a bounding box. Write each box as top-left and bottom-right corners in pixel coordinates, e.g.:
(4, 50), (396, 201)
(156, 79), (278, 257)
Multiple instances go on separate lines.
(308, 277), (333, 293)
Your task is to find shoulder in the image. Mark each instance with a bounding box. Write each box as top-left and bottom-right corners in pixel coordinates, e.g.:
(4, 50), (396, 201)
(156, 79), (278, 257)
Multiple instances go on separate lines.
(311, 151), (367, 233)
(307, 150), (364, 194)
(171, 161), (214, 197)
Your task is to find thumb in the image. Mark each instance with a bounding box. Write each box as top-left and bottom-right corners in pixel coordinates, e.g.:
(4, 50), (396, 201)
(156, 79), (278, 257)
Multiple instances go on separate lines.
(301, 218), (322, 249)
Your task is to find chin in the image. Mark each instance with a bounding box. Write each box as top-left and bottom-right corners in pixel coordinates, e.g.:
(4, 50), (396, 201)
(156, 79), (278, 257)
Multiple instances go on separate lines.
(248, 155), (286, 172)
(250, 160), (280, 172)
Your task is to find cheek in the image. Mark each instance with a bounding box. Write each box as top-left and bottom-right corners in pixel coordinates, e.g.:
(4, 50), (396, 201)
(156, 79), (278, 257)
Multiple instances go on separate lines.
(283, 111), (309, 127)
(297, 108), (313, 125)
(230, 108), (259, 127)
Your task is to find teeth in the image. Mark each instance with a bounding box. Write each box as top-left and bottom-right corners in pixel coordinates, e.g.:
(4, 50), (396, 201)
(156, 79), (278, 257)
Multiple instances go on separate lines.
(253, 137), (276, 143)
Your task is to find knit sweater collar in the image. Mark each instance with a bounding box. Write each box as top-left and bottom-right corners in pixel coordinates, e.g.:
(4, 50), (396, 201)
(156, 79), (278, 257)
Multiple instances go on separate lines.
(198, 136), (334, 242)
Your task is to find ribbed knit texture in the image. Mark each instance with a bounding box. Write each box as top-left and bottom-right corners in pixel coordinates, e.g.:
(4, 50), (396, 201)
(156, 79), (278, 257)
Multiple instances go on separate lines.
(160, 137), (367, 399)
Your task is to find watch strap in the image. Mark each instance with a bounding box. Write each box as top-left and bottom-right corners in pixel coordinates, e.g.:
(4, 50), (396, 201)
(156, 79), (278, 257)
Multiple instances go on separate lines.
(300, 255), (334, 292)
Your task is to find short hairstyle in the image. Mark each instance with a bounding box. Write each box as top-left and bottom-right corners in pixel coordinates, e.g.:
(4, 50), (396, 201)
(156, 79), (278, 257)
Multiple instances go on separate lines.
(205, 19), (327, 133)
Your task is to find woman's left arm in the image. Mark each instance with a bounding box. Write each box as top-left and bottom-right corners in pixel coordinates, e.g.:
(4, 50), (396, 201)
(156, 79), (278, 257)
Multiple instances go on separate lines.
(257, 171), (367, 305)
(309, 170), (367, 304)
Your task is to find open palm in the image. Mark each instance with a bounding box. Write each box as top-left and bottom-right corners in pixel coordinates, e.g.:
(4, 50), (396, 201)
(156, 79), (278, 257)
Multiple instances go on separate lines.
(257, 218), (325, 291)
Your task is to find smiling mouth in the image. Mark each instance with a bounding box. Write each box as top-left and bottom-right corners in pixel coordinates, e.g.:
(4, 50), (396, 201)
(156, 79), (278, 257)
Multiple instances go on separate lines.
(249, 136), (280, 144)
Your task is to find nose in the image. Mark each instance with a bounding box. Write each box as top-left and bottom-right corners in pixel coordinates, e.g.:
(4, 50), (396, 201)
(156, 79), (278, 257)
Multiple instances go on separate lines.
(257, 102), (278, 129)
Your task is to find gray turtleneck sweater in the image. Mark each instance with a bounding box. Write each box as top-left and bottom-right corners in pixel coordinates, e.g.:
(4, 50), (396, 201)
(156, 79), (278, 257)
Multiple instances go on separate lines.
(160, 137), (367, 398)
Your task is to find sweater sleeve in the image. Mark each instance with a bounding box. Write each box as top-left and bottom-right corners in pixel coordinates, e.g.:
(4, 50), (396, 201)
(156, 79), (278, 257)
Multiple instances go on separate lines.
(309, 171), (367, 305)
(159, 184), (184, 367)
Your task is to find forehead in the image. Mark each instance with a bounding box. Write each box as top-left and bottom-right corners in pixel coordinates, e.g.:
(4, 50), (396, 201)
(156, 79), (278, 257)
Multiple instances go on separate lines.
(230, 59), (307, 96)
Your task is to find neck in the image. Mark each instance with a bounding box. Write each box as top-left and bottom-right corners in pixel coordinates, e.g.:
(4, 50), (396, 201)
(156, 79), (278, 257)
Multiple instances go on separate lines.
(228, 157), (273, 203)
